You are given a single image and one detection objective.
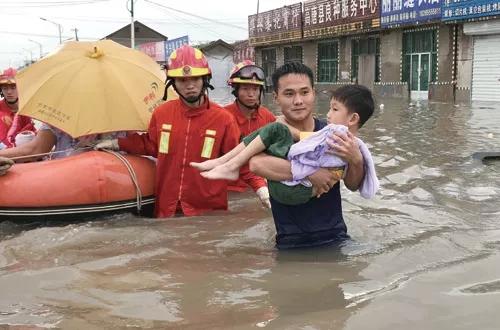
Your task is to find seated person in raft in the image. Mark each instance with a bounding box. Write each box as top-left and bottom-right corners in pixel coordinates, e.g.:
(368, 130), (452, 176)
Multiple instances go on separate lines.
(191, 86), (379, 206)
(0, 122), (126, 162)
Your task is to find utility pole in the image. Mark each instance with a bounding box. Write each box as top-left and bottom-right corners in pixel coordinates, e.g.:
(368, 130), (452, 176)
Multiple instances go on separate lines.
(127, 0), (136, 48)
(72, 28), (79, 41)
(28, 39), (43, 59)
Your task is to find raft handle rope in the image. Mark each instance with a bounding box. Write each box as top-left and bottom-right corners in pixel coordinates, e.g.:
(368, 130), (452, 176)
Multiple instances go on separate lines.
(101, 149), (143, 213)
(10, 147), (144, 214)
(10, 146), (93, 161)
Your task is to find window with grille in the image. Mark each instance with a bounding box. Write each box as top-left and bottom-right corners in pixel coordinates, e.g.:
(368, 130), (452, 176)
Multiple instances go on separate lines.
(351, 37), (380, 83)
(317, 42), (338, 83)
(284, 46), (303, 64)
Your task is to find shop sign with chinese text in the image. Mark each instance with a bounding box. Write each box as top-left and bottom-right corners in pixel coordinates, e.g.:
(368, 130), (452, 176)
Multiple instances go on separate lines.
(381, 0), (442, 27)
(233, 40), (255, 63)
(442, 0), (500, 21)
(248, 3), (302, 46)
(165, 36), (190, 58)
(303, 0), (381, 38)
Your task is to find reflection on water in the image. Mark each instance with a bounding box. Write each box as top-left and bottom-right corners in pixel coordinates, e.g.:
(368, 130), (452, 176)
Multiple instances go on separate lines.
(1, 89), (500, 329)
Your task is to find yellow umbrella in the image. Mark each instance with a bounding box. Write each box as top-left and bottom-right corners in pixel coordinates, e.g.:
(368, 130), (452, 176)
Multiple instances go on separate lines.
(17, 40), (171, 138)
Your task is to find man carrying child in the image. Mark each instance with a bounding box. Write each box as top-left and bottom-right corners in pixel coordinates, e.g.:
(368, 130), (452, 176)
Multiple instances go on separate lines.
(193, 62), (378, 249)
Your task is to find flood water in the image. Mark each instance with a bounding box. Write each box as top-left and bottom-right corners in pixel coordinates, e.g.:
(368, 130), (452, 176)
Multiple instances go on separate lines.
(1, 88), (500, 329)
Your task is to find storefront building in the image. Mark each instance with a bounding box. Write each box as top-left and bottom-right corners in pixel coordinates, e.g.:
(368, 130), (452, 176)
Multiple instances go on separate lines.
(378, 0), (454, 100)
(248, 0), (499, 103)
(443, 0), (500, 103)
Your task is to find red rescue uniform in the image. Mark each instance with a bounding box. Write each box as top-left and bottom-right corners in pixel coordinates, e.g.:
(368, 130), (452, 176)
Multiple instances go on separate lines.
(224, 101), (276, 192)
(0, 99), (35, 148)
(119, 98), (241, 218)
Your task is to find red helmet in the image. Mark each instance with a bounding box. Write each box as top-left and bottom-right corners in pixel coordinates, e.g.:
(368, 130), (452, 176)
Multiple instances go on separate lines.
(0, 67), (17, 86)
(228, 60), (265, 86)
(167, 45), (211, 79)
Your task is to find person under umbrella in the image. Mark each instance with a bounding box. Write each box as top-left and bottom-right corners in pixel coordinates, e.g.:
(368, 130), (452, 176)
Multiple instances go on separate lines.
(0, 40), (164, 162)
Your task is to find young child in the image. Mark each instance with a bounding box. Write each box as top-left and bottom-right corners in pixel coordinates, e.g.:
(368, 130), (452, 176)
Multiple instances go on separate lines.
(190, 85), (379, 205)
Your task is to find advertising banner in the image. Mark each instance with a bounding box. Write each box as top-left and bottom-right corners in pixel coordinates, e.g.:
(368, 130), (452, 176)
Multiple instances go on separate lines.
(233, 40), (255, 63)
(165, 35), (190, 58)
(381, 0), (442, 27)
(303, 0), (381, 38)
(442, 0), (500, 21)
(248, 3), (303, 46)
(138, 41), (167, 62)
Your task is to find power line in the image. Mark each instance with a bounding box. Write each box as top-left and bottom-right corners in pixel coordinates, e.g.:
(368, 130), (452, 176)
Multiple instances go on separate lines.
(0, 13), (246, 26)
(154, 8), (223, 40)
(2, 0), (110, 8)
(144, 0), (246, 31)
(0, 30), (98, 40)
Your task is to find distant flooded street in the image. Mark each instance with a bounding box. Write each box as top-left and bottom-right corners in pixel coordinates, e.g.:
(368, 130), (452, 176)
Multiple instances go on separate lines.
(1, 88), (500, 329)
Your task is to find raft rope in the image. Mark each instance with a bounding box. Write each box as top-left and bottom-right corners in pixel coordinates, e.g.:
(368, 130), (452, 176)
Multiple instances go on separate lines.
(10, 146), (93, 161)
(10, 147), (144, 213)
(101, 149), (143, 213)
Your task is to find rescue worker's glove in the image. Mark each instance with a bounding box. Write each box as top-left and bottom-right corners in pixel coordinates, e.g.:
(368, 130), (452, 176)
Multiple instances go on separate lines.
(256, 186), (271, 209)
(94, 139), (120, 151)
(0, 157), (14, 176)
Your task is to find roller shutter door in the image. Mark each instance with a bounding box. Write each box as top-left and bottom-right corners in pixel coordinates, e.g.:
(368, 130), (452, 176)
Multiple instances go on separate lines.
(472, 35), (500, 102)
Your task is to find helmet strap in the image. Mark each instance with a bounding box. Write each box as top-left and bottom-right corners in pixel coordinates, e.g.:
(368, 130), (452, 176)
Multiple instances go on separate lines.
(6, 98), (18, 106)
(163, 79), (174, 101)
(202, 77), (214, 109)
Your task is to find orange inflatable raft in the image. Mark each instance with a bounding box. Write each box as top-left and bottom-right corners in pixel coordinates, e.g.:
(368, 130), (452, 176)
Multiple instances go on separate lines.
(0, 151), (156, 220)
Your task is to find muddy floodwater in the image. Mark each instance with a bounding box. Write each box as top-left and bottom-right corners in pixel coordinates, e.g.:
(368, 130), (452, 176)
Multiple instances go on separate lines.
(1, 89), (499, 329)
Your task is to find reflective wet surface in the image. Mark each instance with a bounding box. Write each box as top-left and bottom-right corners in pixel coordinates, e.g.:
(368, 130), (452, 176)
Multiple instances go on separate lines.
(1, 89), (500, 329)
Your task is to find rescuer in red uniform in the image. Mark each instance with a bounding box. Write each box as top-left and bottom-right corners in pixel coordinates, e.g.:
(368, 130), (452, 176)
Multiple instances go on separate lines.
(0, 68), (36, 149)
(224, 61), (275, 202)
(95, 46), (268, 217)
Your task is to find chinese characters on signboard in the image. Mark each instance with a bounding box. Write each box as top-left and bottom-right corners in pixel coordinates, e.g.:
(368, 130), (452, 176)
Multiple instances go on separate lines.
(381, 0), (442, 27)
(248, 3), (303, 46)
(165, 35), (190, 58)
(442, 0), (500, 20)
(303, 0), (380, 38)
(233, 40), (255, 63)
(138, 42), (158, 60)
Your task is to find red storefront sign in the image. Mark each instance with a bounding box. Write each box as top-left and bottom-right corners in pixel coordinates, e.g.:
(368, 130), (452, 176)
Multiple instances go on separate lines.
(303, 0), (380, 38)
(248, 3), (303, 46)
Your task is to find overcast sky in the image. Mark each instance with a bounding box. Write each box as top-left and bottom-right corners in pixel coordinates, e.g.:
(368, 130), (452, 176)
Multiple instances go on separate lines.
(0, 0), (299, 69)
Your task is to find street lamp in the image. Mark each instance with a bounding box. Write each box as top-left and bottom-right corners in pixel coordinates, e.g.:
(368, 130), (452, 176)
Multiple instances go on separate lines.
(40, 17), (62, 44)
(22, 48), (33, 63)
(28, 39), (43, 59)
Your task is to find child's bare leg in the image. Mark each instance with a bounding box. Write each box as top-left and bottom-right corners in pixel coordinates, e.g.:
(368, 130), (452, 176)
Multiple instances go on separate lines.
(190, 142), (246, 171)
(201, 135), (267, 180)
